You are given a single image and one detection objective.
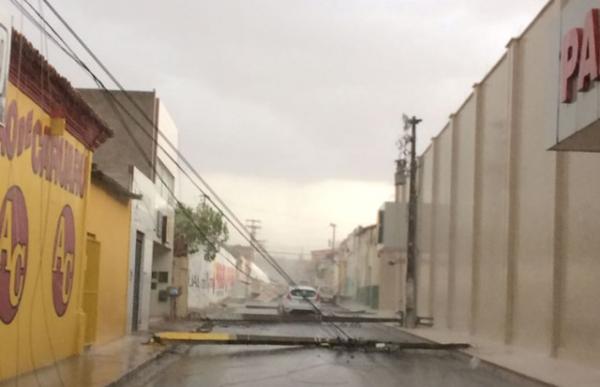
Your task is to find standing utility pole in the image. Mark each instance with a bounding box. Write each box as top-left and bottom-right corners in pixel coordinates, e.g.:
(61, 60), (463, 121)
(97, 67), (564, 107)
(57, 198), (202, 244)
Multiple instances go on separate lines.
(402, 115), (421, 328)
(245, 219), (262, 242)
(329, 223), (337, 251)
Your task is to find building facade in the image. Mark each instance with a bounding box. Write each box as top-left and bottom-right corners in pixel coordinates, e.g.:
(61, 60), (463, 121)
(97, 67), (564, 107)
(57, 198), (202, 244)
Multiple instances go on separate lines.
(0, 31), (111, 380)
(310, 249), (338, 291)
(85, 167), (138, 346)
(187, 247), (239, 312)
(376, 202), (407, 313)
(336, 225), (379, 308)
(79, 89), (179, 331)
(412, 0), (600, 368)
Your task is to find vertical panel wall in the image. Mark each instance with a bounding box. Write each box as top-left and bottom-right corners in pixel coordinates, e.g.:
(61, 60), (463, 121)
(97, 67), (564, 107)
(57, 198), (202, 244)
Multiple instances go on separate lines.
(431, 127), (453, 328)
(510, 10), (557, 352)
(411, 0), (600, 369)
(448, 97), (477, 332)
(417, 147), (434, 317)
(559, 152), (600, 367)
(473, 58), (510, 342)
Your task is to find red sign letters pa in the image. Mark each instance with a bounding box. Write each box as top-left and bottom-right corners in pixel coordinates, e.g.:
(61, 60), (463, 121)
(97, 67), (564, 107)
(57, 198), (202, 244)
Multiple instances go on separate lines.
(561, 9), (600, 103)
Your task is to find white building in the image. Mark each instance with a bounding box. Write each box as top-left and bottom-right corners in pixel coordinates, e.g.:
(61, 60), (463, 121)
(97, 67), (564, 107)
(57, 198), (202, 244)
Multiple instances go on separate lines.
(79, 89), (179, 331)
(187, 247), (271, 312)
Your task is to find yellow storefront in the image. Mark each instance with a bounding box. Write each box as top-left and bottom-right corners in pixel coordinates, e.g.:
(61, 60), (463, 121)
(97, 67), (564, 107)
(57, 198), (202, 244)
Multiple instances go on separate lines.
(84, 167), (138, 346)
(0, 32), (111, 380)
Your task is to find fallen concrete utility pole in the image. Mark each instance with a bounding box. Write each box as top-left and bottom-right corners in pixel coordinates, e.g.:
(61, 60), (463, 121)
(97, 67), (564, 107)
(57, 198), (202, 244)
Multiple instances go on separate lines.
(152, 331), (469, 351)
(230, 315), (404, 324)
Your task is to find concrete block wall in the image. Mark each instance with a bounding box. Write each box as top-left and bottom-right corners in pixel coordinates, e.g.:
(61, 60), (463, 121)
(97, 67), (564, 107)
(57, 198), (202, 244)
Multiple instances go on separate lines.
(416, 0), (600, 368)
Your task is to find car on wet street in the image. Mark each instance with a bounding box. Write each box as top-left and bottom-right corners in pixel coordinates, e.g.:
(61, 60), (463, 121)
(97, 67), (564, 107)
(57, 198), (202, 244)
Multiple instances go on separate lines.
(278, 285), (321, 315)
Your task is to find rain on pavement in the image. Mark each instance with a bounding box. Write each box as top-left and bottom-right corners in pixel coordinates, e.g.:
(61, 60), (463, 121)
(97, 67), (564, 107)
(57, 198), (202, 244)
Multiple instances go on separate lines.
(125, 303), (549, 387)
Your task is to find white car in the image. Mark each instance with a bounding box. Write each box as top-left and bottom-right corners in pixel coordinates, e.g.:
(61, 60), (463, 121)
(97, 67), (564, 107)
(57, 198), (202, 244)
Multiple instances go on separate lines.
(278, 286), (320, 315)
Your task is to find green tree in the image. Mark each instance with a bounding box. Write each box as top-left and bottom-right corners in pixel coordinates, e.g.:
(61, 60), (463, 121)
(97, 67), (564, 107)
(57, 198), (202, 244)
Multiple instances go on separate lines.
(175, 202), (229, 261)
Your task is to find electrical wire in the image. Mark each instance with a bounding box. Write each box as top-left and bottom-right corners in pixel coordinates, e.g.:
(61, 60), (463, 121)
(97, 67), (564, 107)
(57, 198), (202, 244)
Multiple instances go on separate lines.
(17, 0), (296, 287)
(4, 2), (66, 386)
(14, 0), (262, 288)
(17, 0), (352, 341)
(97, 79), (258, 286)
(41, 0), (354, 340)
(38, 0), (302, 286)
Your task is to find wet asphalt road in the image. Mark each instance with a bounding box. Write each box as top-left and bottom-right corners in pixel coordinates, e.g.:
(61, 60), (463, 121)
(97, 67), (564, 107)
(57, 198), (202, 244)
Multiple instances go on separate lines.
(140, 314), (549, 387)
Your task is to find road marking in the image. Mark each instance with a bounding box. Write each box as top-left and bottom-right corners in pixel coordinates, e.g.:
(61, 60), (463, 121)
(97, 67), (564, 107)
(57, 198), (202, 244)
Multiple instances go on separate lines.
(155, 332), (233, 342)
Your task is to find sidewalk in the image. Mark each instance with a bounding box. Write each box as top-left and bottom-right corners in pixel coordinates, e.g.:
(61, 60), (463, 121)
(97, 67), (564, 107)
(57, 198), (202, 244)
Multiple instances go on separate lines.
(0, 335), (168, 387)
(338, 300), (600, 387)
(398, 327), (600, 387)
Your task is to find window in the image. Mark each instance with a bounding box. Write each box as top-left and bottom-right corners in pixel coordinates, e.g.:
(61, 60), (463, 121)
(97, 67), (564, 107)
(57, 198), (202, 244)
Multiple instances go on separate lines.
(290, 289), (316, 298)
(377, 210), (384, 244)
(158, 272), (169, 283)
(156, 159), (175, 202)
(156, 212), (168, 244)
(0, 21), (10, 126)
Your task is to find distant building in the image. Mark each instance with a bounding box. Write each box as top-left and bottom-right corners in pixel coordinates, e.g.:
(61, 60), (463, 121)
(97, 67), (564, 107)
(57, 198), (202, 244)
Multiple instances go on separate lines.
(311, 249), (338, 290)
(336, 226), (379, 309)
(376, 201), (408, 313)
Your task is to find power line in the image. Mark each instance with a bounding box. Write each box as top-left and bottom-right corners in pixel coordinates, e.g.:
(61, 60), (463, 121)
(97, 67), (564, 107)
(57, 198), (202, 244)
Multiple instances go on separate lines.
(38, 0), (299, 287)
(245, 219), (261, 241)
(20, 0), (351, 340)
(14, 0), (262, 290)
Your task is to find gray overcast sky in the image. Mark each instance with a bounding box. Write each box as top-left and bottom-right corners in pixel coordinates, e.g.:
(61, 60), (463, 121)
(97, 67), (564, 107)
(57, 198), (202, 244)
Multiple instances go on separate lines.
(6, 0), (547, 253)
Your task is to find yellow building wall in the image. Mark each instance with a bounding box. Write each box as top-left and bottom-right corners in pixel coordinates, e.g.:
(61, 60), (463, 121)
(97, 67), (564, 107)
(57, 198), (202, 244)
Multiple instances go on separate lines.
(0, 83), (92, 380)
(86, 182), (131, 346)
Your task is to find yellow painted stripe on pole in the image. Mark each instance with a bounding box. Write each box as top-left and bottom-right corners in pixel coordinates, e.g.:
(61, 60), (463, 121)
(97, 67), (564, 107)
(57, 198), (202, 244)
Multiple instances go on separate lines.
(156, 332), (233, 341)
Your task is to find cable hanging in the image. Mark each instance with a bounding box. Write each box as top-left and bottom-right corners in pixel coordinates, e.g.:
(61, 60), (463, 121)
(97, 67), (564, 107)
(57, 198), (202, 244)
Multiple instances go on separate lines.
(15, 0), (352, 341)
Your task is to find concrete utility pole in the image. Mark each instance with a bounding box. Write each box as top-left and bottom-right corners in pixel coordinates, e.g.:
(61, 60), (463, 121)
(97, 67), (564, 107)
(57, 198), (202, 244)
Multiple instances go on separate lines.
(329, 223), (337, 251)
(402, 114), (421, 328)
(245, 219), (262, 241)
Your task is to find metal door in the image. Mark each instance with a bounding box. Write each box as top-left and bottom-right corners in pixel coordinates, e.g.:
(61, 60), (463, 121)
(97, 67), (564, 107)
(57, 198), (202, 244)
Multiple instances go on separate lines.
(83, 237), (101, 345)
(131, 232), (144, 332)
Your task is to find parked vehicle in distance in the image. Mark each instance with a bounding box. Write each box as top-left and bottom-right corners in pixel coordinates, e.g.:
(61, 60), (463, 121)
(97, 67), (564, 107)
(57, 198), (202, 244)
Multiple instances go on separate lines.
(317, 286), (337, 304)
(278, 286), (320, 315)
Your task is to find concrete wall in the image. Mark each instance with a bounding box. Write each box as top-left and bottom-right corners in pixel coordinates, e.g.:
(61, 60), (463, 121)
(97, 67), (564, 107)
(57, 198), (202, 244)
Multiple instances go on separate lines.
(187, 247), (238, 312)
(356, 226), (378, 308)
(448, 96), (476, 333)
(510, 10), (557, 353)
(474, 57), (510, 343)
(430, 125), (452, 329)
(414, 0), (600, 368)
(558, 152), (600, 366)
(86, 181), (132, 345)
(378, 249), (403, 312)
(128, 167), (175, 329)
(78, 90), (158, 190)
(377, 202), (408, 312)
(416, 148), (433, 318)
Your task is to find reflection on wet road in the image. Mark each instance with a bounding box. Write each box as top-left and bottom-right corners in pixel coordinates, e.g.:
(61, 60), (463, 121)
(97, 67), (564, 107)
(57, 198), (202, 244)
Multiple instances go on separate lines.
(141, 321), (548, 387)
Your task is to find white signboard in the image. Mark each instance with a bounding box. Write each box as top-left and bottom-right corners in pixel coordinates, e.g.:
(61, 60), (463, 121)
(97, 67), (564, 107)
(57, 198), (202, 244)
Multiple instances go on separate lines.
(0, 13), (11, 127)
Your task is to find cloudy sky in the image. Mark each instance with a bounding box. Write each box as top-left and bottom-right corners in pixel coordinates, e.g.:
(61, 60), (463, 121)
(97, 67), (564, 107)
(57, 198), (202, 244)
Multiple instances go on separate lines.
(6, 0), (547, 254)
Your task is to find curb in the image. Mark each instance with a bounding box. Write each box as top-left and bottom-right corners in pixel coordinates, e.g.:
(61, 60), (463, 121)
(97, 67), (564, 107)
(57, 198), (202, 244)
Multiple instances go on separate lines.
(105, 343), (174, 387)
(390, 326), (557, 387)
